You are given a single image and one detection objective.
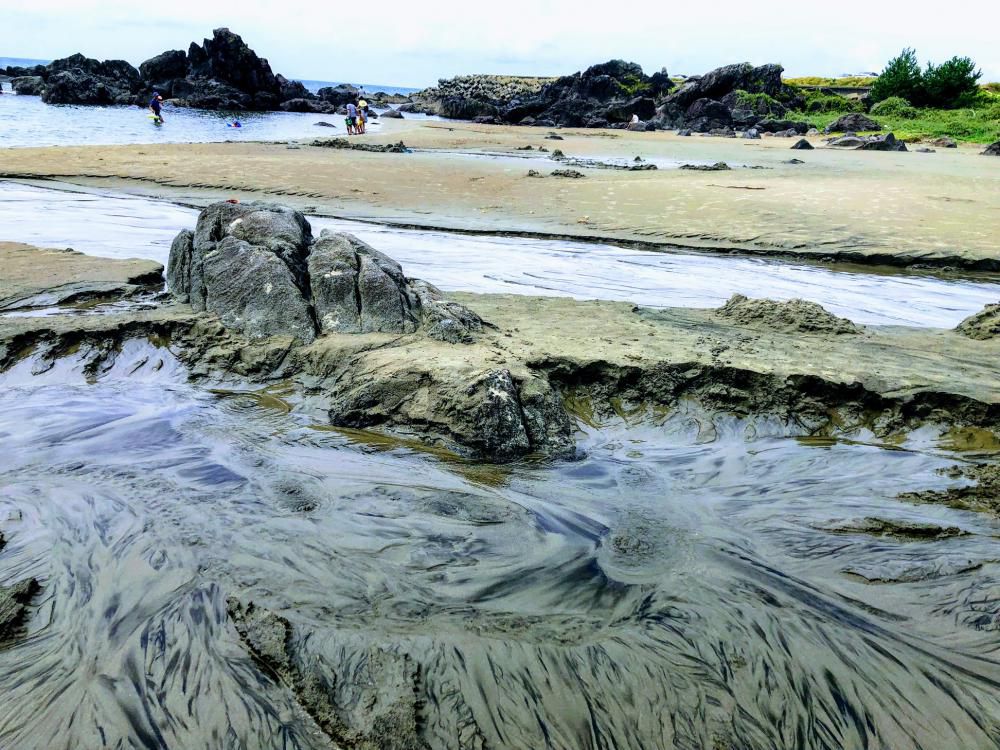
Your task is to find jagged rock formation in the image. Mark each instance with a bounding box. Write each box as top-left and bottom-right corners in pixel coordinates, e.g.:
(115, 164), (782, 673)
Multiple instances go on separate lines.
(167, 202), (485, 344)
(496, 60), (673, 128)
(10, 76), (45, 95)
(653, 63), (807, 133)
(5, 28), (312, 111)
(827, 132), (907, 151)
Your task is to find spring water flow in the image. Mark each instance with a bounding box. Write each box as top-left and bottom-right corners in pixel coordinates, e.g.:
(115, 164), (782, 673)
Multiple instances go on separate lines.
(2, 180), (1000, 327)
(1, 341), (1000, 749)
(1, 180), (1000, 748)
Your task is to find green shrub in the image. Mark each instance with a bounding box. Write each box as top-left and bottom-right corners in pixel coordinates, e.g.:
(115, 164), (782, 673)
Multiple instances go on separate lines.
(804, 91), (864, 113)
(923, 56), (982, 108)
(733, 90), (784, 115)
(871, 48), (923, 104)
(871, 96), (918, 118)
(871, 49), (984, 109)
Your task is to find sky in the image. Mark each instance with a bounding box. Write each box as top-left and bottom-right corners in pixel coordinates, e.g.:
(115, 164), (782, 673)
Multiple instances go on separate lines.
(2, 0), (999, 87)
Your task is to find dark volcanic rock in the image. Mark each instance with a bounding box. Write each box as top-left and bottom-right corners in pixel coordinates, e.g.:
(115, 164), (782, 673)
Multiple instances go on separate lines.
(791, 138), (814, 150)
(317, 83), (360, 107)
(654, 62), (805, 133)
(755, 119), (809, 134)
(139, 50), (188, 86)
(39, 54), (141, 105)
(983, 141), (1000, 156)
(280, 98), (335, 113)
(380, 108), (404, 118)
(825, 113), (881, 133)
(11, 76), (45, 95)
(679, 162), (730, 171)
(858, 132), (907, 152)
(311, 138), (409, 153)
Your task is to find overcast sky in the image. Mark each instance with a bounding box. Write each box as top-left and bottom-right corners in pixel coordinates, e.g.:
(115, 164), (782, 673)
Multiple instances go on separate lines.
(3, 0), (998, 86)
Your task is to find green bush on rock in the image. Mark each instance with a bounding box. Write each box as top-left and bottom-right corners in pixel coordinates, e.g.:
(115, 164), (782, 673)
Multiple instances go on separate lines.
(871, 97), (918, 118)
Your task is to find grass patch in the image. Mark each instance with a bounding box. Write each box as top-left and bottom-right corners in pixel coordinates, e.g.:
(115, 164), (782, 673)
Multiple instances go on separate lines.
(784, 76), (876, 88)
(789, 105), (1000, 143)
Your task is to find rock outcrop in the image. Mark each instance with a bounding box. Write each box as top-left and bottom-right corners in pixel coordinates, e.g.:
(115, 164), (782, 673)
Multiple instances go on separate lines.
(38, 54), (141, 105)
(497, 60), (673, 128)
(824, 113), (881, 133)
(857, 132), (907, 152)
(653, 63), (806, 133)
(983, 141), (1000, 156)
(0, 532), (40, 643)
(11, 28), (313, 111)
(956, 303), (1000, 339)
(716, 294), (860, 334)
(167, 202), (484, 344)
(11, 76), (45, 95)
(405, 74), (554, 120)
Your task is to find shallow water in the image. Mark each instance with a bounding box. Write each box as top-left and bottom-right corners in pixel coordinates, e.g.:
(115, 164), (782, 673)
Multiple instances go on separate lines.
(2, 180), (999, 327)
(0, 92), (416, 148)
(2, 343), (1000, 749)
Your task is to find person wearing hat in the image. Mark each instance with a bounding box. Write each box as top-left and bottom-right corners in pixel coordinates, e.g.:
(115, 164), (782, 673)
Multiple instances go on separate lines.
(149, 92), (164, 123)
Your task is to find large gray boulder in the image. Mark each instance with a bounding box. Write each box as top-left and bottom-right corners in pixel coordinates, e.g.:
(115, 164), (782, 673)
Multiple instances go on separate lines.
(168, 202), (484, 344)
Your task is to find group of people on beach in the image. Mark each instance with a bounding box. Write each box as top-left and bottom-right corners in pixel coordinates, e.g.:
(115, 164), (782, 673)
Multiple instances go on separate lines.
(345, 98), (369, 135)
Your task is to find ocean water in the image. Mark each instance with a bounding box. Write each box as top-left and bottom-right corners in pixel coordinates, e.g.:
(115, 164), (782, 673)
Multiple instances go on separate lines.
(0, 62), (424, 147)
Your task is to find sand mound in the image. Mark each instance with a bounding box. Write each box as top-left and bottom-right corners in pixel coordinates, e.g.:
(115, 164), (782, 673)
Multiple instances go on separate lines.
(717, 294), (860, 334)
(956, 303), (1000, 340)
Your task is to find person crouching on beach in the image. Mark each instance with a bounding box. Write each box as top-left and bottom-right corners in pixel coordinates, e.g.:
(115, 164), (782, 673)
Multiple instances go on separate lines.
(149, 92), (164, 122)
(345, 101), (358, 134)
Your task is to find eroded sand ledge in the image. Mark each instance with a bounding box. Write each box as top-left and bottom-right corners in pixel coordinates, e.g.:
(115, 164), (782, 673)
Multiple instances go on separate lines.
(2, 118), (999, 269)
(3, 243), (999, 464)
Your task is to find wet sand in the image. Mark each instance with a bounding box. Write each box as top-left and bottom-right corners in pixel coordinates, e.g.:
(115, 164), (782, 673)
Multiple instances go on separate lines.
(0, 241), (162, 309)
(2, 119), (999, 268)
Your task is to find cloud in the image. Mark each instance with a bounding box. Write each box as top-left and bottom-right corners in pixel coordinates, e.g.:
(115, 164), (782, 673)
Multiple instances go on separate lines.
(3, 0), (999, 85)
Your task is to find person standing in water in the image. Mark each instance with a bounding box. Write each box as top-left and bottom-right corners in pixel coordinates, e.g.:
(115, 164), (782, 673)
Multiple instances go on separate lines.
(149, 92), (164, 122)
(346, 101), (358, 135)
(357, 98), (368, 134)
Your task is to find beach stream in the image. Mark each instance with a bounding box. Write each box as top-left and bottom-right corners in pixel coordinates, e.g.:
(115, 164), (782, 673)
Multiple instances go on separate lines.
(1, 181), (1000, 749)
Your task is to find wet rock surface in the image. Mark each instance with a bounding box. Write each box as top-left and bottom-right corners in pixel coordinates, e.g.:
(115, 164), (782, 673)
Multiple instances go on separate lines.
(0, 532), (40, 645)
(167, 202), (483, 346)
(956, 303), (1000, 339)
(227, 598), (428, 750)
(717, 294), (861, 334)
(899, 463), (1000, 514)
(819, 517), (966, 540)
(311, 139), (409, 153)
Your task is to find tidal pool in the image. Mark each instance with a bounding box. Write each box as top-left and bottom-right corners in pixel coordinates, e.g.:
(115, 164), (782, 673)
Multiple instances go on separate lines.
(1, 342), (999, 749)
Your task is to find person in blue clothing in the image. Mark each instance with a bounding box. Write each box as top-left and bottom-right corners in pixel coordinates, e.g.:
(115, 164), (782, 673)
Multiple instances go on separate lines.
(149, 92), (164, 123)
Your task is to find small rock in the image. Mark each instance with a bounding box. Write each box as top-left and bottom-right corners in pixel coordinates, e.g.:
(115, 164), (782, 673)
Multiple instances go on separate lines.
(550, 169), (585, 178)
(983, 140), (1000, 156)
(791, 138), (813, 150)
(679, 162), (730, 171)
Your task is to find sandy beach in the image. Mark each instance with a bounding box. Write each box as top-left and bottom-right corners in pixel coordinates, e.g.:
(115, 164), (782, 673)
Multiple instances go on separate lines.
(3, 119), (999, 269)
